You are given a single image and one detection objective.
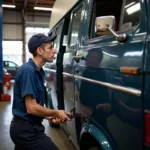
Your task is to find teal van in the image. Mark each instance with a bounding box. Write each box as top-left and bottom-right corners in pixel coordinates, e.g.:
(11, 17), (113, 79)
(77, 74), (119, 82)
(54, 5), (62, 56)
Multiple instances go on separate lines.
(44, 0), (150, 149)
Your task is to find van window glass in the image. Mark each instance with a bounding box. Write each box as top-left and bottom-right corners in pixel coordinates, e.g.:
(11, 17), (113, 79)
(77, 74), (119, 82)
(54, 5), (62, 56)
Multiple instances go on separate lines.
(89, 0), (123, 38)
(121, 0), (140, 30)
(69, 6), (82, 46)
(53, 23), (63, 52)
(44, 23), (63, 70)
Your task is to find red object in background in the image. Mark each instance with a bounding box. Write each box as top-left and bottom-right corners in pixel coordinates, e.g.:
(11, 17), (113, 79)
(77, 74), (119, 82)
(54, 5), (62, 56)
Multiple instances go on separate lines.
(145, 113), (150, 146)
(4, 73), (11, 89)
(1, 94), (11, 101)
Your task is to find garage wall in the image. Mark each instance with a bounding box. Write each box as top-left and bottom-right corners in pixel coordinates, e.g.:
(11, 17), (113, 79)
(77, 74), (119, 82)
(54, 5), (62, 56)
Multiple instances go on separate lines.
(3, 10), (51, 40)
(25, 11), (51, 62)
(26, 11), (50, 27)
(3, 10), (23, 65)
(49, 0), (78, 29)
(3, 24), (23, 40)
(3, 10), (23, 40)
(3, 10), (51, 65)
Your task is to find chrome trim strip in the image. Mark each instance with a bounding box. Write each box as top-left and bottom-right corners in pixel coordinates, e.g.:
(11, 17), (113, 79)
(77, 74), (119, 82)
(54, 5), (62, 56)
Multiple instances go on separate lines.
(43, 68), (56, 73)
(63, 72), (73, 77)
(74, 75), (141, 97)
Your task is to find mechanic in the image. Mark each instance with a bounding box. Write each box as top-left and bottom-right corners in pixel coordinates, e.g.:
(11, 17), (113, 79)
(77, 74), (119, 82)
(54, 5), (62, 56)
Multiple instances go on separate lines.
(10, 33), (70, 150)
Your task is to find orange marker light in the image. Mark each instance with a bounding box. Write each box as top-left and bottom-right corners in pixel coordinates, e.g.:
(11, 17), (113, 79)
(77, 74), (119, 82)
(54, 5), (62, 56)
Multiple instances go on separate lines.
(120, 67), (139, 75)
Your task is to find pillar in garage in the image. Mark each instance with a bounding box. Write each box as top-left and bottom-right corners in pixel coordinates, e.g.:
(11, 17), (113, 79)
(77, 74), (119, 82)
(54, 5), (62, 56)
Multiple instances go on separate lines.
(0, 0), (2, 81)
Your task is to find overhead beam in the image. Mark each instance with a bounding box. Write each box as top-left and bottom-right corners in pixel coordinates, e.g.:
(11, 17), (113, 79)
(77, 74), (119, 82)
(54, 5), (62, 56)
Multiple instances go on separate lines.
(3, 22), (22, 25)
(34, 0), (38, 6)
(26, 21), (49, 27)
(24, 0), (28, 9)
(22, 0), (28, 21)
(12, 0), (15, 5)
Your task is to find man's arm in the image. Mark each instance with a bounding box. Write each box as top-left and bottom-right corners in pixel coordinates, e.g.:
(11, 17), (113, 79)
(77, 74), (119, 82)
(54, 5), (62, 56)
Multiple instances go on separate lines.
(25, 94), (70, 121)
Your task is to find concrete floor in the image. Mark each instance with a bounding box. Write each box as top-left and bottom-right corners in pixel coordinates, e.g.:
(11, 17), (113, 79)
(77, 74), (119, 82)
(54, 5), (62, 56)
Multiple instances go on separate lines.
(0, 82), (76, 150)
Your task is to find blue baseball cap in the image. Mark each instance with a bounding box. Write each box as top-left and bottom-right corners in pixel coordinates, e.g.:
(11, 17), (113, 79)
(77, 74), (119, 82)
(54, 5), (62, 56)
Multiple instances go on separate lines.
(28, 33), (56, 54)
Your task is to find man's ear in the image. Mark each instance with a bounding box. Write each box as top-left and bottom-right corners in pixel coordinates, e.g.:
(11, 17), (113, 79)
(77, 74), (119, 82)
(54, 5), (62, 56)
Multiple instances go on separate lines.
(37, 47), (43, 55)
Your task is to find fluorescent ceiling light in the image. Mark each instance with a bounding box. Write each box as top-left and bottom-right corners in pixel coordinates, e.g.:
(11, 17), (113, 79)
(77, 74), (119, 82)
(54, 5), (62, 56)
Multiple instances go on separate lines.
(126, 3), (140, 15)
(2, 4), (16, 8)
(125, 2), (135, 8)
(34, 7), (52, 11)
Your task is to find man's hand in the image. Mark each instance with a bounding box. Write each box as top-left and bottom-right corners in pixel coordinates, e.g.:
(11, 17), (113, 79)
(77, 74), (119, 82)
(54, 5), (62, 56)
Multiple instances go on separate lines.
(25, 95), (71, 121)
(55, 110), (71, 122)
(45, 117), (62, 124)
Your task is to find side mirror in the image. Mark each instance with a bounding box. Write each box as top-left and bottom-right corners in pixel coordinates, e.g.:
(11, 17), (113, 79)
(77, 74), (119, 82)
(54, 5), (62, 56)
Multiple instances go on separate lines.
(95, 16), (128, 42)
(95, 16), (115, 36)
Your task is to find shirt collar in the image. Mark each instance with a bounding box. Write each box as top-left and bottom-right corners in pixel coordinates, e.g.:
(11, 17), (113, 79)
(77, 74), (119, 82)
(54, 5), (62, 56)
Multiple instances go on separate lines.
(28, 58), (44, 72)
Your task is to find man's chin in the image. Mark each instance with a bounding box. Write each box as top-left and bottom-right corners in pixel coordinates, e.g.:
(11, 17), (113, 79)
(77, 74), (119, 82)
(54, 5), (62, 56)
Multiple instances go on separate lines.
(47, 60), (53, 62)
(47, 59), (54, 62)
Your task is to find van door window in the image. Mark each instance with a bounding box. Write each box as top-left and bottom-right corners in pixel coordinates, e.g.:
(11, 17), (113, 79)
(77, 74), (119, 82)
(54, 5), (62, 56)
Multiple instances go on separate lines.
(120, 0), (141, 30)
(49, 24), (63, 69)
(53, 24), (63, 52)
(89, 0), (123, 38)
(69, 6), (83, 47)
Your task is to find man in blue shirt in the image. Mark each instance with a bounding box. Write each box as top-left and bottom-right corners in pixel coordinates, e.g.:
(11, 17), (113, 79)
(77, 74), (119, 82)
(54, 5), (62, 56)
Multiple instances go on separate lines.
(10, 33), (70, 150)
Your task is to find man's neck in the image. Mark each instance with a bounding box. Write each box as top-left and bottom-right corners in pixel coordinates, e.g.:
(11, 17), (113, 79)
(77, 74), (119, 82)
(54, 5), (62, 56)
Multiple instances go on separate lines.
(32, 57), (45, 69)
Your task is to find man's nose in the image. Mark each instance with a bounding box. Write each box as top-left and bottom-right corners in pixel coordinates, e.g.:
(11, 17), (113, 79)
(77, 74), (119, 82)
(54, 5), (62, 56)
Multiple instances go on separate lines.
(53, 48), (56, 54)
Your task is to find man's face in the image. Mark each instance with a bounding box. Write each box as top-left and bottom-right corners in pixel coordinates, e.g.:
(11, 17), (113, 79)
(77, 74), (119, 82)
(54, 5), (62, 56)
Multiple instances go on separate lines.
(86, 52), (100, 67)
(39, 42), (56, 62)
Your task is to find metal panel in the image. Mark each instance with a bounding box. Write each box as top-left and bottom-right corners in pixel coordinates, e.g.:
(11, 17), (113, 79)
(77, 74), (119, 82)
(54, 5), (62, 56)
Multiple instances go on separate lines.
(3, 24), (23, 40)
(34, 16), (50, 23)
(3, 10), (22, 23)
(26, 13), (50, 27)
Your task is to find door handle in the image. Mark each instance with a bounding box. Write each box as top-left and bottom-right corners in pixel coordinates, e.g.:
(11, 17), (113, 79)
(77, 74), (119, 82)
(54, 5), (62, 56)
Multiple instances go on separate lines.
(68, 108), (76, 119)
(72, 56), (85, 63)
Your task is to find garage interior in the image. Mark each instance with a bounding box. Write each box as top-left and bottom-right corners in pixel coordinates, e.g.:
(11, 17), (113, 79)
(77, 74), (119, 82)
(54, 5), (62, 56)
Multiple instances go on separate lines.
(0, 0), (76, 149)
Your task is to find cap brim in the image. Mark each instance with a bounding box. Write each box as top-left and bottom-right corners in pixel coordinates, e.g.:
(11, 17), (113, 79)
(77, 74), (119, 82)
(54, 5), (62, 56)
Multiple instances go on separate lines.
(45, 35), (57, 43)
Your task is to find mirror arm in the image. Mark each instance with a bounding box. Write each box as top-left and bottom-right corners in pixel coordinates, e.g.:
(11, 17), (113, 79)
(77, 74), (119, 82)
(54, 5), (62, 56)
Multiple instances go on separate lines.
(108, 27), (128, 42)
(108, 26), (119, 38)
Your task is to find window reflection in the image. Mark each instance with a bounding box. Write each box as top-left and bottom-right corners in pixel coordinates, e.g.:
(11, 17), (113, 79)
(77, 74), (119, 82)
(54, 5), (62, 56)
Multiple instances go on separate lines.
(69, 6), (82, 46)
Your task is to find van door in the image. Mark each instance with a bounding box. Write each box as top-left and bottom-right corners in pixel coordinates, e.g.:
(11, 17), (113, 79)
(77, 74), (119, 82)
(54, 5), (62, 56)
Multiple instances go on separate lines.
(74, 0), (146, 150)
(44, 22), (64, 110)
(62, 5), (83, 149)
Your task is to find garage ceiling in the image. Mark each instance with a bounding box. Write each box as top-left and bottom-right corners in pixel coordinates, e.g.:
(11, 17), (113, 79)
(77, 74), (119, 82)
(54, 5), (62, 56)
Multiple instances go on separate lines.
(3, 0), (56, 12)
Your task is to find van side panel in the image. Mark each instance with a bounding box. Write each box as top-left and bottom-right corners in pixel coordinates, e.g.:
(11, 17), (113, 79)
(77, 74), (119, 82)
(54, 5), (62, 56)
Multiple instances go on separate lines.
(144, 1), (150, 149)
(74, 0), (147, 150)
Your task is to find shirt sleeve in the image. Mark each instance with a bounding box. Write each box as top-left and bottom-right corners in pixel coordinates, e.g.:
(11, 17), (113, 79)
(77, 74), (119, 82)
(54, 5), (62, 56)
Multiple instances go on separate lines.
(20, 66), (37, 99)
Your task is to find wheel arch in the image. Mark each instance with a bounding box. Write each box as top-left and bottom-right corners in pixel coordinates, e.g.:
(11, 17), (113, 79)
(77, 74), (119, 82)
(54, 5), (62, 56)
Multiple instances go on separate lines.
(79, 123), (113, 150)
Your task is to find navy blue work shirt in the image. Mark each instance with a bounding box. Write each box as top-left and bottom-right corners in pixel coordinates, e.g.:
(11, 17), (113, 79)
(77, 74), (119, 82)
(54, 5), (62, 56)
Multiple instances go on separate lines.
(12, 58), (45, 123)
